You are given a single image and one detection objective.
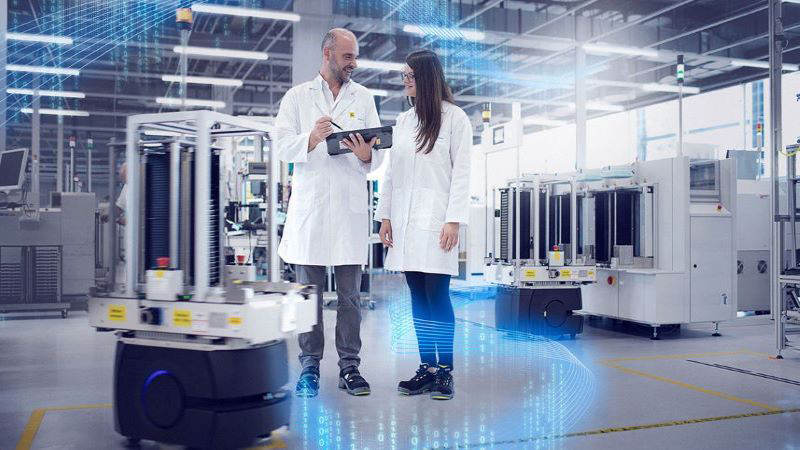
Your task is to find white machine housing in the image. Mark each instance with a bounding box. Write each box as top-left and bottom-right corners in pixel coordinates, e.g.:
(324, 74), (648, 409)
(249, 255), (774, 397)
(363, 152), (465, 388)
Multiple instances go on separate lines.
(581, 156), (738, 327)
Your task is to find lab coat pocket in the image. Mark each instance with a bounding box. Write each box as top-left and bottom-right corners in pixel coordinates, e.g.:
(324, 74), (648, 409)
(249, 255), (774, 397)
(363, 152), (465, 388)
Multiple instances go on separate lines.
(349, 180), (368, 214)
(413, 188), (447, 232)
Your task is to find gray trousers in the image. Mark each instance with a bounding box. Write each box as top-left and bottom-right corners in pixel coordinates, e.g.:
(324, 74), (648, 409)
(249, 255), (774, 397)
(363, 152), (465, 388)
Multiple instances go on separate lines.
(296, 264), (363, 371)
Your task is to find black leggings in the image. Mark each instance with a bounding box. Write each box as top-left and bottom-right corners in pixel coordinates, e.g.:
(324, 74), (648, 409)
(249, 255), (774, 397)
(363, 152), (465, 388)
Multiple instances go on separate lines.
(404, 271), (454, 370)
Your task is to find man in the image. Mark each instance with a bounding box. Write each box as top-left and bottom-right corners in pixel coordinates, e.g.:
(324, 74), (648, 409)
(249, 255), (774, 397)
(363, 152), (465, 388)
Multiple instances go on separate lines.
(272, 28), (382, 398)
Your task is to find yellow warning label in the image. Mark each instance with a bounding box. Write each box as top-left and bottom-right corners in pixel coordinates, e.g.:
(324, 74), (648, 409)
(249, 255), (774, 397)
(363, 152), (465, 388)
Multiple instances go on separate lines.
(588, 270), (595, 277)
(155, 270), (164, 279)
(108, 305), (126, 322)
(173, 309), (191, 327)
(376, 138), (381, 145)
(349, 111), (356, 118)
(523, 269), (538, 279)
(560, 269), (572, 278)
(228, 317), (243, 326)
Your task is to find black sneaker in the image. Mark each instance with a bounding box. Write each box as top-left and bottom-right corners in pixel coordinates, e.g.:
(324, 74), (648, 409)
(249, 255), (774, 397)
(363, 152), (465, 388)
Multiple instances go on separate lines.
(295, 367), (320, 398)
(338, 367), (371, 396)
(397, 364), (436, 395)
(430, 367), (454, 400)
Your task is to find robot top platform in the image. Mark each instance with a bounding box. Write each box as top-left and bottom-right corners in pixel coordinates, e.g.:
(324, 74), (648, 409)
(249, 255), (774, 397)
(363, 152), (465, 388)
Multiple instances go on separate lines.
(128, 110), (272, 139)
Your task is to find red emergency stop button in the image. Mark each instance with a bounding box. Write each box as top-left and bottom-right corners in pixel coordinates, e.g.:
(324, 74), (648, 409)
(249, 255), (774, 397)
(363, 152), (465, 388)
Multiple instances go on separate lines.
(607, 276), (615, 285)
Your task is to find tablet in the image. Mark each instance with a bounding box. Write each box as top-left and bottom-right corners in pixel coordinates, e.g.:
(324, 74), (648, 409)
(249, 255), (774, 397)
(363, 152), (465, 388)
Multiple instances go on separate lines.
(326, 126), (393, 156)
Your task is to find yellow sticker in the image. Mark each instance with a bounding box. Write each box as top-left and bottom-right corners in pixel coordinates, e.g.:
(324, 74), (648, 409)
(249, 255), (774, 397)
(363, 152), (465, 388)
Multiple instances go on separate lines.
(560, 269), (572, 278)
(523, 269), (537, 279)
(108, 305), (126, 322)
(348, 111), (355, 118)
(155, 270), (164, 279)
(173, 309), (192, 327)
(228, 317), (243, 326)
(588, 270), (595, 276)
(375, 138), (381, 145)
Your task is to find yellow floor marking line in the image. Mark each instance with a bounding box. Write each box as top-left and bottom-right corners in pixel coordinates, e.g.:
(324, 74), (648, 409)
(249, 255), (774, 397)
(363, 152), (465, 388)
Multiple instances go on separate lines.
(17, 404), (111, 450)
(599, 350), (782, 411)
(17, 403), (287, 450)
(468, 408), (800, 447)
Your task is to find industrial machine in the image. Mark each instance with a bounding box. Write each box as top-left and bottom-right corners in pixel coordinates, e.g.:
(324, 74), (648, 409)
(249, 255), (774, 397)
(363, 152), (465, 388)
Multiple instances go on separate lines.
(580, 157), (738, 338)
(88, 111), (316, 449)
(0, 147), (95, 317)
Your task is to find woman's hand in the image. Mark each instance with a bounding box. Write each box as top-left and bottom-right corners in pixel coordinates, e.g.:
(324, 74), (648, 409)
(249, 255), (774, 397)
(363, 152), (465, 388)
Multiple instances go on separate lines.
(439, 222), (459, 252)
(379, 219), (393, 248)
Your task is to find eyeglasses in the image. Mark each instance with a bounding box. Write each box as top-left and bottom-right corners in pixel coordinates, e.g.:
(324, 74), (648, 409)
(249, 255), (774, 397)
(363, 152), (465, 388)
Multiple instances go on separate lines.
(400, 72), (415, 82)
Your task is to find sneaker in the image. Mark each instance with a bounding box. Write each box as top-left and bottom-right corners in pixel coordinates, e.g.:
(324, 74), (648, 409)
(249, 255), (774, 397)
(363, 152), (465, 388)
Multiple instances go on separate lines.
(430, 367), (454, 400)
(397, 364), (436, 395)
(338, 367), (371, 396)
(295, 367), (320, 398)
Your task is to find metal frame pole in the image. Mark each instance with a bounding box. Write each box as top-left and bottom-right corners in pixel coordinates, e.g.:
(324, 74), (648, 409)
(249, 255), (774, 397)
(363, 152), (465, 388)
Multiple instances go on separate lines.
(125, 120), (139, 298)
(195, 113), (211, 301)
(169, 141), (180, 269)
(31, 75), (41, 210)
(107, 139), (117, 292)
(57, 118), (64, 192)
(768, 0), (786, 357)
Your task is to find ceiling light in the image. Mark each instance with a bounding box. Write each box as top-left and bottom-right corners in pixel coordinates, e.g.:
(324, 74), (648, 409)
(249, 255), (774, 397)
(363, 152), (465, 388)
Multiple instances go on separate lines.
(161, 75), (243, 87)
(641, 83), (700, 94)
(7, 32), (73, 45)
(582, 43), (659, 59)
(172, 46), (268, 60)
(368, 89), (389, 97)
(143, 130), (182, 137)
(586, 102), (625, 112)
(7, 64), (79, 76)
(20, 108), (89, 117)
(522, 116), (567, 127)
(156, 97), (226, 109)
(402, 24), (485, 42)
(191, 4), (300, 22)
(730, 58), (799, 71)
(7, 88), (85, 98)
(358, 60), (405, 71)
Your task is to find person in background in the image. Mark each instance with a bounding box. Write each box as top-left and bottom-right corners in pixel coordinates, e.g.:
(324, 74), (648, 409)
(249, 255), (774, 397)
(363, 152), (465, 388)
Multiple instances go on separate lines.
(376, 49), (471, 401)
(271, 28), (383, 398)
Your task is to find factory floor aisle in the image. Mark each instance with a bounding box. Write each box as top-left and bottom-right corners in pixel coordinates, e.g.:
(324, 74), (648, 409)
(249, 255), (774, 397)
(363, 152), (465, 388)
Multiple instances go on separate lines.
(1, 273), (799, 449)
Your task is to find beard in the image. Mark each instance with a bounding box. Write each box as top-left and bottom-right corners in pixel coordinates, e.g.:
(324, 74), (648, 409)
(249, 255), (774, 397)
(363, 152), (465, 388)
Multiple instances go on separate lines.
(329, 59), (352, 85)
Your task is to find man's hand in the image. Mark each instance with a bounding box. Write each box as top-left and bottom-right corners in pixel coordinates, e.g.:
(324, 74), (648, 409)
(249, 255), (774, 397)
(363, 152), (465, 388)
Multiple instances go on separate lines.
(342, 133), (377, 163)
(308, 116), (333, 151)
(439, 222), (459, 252)
(379, 219), (393, 248)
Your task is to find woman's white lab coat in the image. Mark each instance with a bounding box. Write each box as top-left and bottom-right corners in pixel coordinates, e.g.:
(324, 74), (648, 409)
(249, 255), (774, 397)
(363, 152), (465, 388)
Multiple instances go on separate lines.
(375, 101), (472, 276)
(271, 75), (382, 266)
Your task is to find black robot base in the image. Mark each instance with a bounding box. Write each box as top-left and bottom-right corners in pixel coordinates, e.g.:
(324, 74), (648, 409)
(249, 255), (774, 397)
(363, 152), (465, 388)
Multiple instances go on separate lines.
(494, 286), (584, 339)
(113, 339), (291, 449)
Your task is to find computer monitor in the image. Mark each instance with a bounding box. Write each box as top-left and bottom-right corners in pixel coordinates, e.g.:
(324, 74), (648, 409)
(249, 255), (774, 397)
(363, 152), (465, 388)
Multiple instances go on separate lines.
(0, 148), (29, 193)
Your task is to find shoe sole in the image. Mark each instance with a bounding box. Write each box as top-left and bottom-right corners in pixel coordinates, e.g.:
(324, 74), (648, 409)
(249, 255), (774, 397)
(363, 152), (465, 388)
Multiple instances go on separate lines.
(338, 379), (371, 396)
(397, 382), (434, 396)
(430, 391), (454, 400)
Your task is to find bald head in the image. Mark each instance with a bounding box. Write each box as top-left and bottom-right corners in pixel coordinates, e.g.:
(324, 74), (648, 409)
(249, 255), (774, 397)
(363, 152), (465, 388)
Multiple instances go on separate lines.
(320, 28), (359, 85)
(321, 28), (357, 52)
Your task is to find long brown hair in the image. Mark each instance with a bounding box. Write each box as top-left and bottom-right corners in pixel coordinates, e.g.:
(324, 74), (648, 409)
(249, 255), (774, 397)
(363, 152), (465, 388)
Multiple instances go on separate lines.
(406, 49), (455, 154)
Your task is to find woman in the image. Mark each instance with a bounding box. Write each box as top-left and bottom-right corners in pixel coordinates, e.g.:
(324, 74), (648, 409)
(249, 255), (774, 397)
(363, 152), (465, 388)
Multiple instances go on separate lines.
(376, 49), (471, 401)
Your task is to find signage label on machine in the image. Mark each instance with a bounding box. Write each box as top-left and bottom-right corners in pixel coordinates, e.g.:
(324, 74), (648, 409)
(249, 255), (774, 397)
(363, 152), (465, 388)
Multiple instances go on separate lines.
(108, 305), (126, 322)
(523, 269), (538, 280)
(173, 309), (192, 327)
(192, 312), (209, 332)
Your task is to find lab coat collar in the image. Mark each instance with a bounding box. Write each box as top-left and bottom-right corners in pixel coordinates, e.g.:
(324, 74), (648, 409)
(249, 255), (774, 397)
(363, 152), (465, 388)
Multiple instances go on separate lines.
(309, 74), (358, 122)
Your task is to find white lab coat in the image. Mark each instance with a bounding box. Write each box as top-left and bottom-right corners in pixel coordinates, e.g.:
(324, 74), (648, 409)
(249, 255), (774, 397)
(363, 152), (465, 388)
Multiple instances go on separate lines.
(272, 75), (383, 266)
(375, 102), (472, 276)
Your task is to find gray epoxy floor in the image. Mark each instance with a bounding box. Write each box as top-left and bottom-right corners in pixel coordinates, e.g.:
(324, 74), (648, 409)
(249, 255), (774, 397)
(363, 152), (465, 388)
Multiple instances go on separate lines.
(2, 273), (800, 450)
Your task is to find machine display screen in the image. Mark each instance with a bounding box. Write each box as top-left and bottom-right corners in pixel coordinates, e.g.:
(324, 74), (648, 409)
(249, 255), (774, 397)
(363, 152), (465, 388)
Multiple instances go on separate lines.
(690, 163), (718, 191)
(0, 149), (26, 189)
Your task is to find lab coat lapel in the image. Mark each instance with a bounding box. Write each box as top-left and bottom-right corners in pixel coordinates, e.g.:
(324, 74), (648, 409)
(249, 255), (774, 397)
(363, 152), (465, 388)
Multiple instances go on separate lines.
(307, 82), (330, 117)
(332, 86), (357, 123)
